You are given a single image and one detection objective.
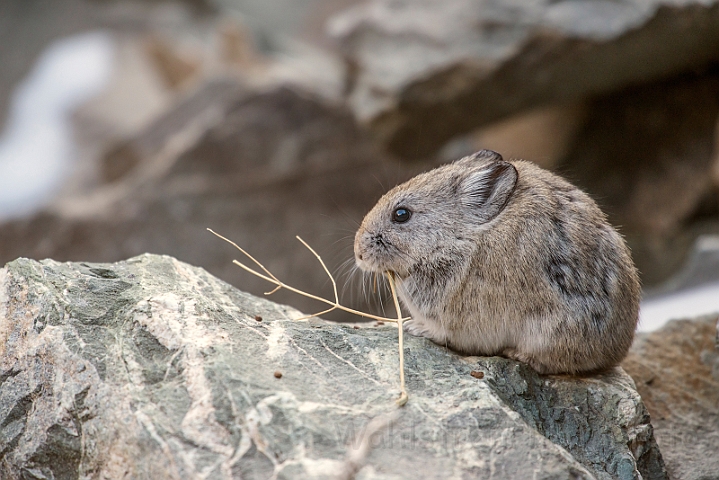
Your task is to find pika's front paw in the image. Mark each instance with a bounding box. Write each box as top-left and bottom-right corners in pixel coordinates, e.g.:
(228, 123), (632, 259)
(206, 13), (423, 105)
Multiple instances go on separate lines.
(403, 319), (429, 337)
(403, 319), (447, 345)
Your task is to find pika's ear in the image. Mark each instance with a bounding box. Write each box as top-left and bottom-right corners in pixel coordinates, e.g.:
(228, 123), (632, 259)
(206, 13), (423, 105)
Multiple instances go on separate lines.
(460, 160), (518, 223)
(454, 149), (503, 167)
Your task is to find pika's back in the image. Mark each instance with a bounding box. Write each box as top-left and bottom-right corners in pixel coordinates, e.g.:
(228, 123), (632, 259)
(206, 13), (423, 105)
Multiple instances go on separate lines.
(474, 160), (640, 372)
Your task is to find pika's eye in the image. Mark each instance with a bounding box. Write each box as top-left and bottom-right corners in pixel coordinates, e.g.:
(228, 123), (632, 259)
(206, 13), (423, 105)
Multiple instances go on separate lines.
(392, 207), (412, 223)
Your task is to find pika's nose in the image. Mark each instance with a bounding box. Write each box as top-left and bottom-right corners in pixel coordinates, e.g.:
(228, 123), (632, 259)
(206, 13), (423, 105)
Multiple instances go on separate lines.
(354, 229), (365, 261)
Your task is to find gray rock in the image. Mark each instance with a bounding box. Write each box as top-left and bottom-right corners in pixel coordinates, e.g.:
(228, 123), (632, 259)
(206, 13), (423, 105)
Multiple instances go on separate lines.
(0, 254), (666, 479)
(623, 314), (719, 480)
(330, 0), (719, 159)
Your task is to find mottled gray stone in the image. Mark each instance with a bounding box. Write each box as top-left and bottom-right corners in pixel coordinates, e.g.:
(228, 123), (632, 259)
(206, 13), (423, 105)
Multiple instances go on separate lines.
(0, 255), (665, 479)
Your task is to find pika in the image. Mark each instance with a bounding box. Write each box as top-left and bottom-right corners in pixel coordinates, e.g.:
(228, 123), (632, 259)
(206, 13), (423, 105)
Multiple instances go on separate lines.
(354, 150), (640, 375)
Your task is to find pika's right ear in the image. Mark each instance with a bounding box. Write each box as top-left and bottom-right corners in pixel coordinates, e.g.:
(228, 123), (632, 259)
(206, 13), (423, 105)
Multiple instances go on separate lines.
(460, 160), (518, 223)
(454, 149), (503, 167)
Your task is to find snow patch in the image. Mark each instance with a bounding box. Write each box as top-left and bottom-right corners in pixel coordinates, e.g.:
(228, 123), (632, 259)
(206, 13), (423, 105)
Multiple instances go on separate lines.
(0, 31), (115, 220)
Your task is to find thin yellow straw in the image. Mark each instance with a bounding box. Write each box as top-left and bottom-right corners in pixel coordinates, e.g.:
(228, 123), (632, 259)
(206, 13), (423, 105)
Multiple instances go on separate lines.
(386, 271), (408, 406)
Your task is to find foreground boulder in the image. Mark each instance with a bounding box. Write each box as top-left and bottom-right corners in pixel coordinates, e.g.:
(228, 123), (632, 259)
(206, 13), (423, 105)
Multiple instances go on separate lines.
(0, 255), (664, 479)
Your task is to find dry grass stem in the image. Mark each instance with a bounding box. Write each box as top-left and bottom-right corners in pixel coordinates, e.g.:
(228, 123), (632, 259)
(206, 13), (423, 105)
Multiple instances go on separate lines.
(386, 272), (408, 406)
(337, 411), (400, 480)
(208, 229), (409, 324)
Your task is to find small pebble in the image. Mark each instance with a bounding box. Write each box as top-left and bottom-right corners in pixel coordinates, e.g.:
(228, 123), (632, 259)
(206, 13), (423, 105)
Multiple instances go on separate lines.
(375, 321), (385, 326)
(470, 370), (485, 379)
(353, 325), (360, 329)
(274, 371), (282, 379)
(254, 315), (263, 322)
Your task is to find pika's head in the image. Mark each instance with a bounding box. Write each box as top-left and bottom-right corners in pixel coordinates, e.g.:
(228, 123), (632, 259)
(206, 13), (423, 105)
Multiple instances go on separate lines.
(354, 150), (518, 277)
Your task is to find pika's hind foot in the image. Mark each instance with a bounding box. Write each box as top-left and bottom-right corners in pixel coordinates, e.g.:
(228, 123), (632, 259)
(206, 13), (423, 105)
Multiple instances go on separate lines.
(502, 348), (552, 375)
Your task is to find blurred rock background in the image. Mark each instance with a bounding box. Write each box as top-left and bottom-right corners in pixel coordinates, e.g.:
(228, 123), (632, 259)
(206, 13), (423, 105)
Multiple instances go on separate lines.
(0, 0), (718, 328)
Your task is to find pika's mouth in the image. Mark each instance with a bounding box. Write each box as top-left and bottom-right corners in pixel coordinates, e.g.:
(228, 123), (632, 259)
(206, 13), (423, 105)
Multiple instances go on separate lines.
(356, 256), (408, 281)
(386, 269), (408, 281)
(354, 231), (411, 278)
(354, 253), (382, 273)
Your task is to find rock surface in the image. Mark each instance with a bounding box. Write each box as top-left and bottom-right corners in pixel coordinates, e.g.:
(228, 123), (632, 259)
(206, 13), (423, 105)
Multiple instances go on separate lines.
(0, 254), (665, 479)
(331, 0), (719, 159)
(622, 313), (719, 480)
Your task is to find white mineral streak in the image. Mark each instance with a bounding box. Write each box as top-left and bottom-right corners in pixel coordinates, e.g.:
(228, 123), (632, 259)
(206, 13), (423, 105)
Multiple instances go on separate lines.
(615, 391), (643, 425)
(0, 272), (38, 367)
(366, 347), (396, 384)
(0, 268), (10, 362)
(240, 390), (385, 478)
(266, 321), (289, 359)
(355, 465), (407, 480)
(133, 291), (235, 475)
(278, 456), (347, 477)
(297, 400), (364, 418)
(122, 342), (148, 389)
(0, 32), (114, 220)
(244, 393), (282, 467)
(181, 348), (234, 456)
(135, 410), (182, 480)
(133, 293), (226, 350)
(319, 337), (383, 386)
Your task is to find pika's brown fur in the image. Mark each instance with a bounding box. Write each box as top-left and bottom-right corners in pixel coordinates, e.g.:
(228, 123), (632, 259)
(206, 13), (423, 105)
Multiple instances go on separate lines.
(354, 150), (640, 375)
